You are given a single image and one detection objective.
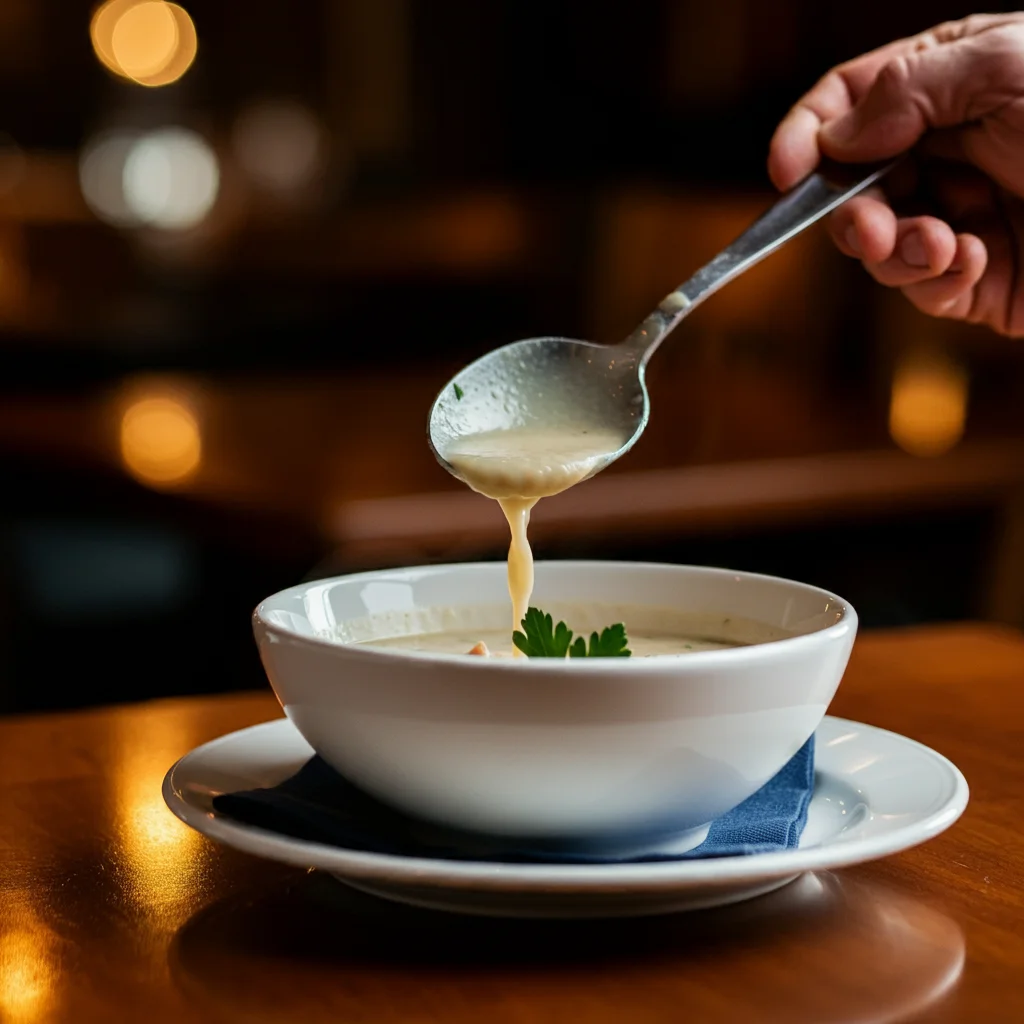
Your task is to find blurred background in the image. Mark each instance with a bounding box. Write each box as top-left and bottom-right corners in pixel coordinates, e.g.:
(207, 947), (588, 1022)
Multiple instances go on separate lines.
(1, 0), (1022, 714)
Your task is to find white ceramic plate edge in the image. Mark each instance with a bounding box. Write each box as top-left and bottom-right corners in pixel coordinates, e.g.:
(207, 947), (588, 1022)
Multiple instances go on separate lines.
(163, 714), (969, 892)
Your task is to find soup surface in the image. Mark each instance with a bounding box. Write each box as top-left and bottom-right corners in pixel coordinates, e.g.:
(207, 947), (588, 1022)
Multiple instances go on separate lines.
(348, 605), (794, 658)
(365, 629), (735, 658)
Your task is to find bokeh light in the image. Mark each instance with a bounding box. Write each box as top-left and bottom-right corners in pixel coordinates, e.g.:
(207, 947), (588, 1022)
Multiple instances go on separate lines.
(137, 4), (197, 87)
(90, 0), (197, 87)
(120, 394), (202, 487)
(80, 127), (219, 232)
(122, 127), (219, 230)
(232, 99), (326, 196)
(889, 354), (968, 458)
(78, 129), (143, 227)
(91, 0), (136, 75)
(111, 1), (178, 79)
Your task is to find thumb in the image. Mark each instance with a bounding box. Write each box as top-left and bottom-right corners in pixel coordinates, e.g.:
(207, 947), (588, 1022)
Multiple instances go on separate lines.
(820, 28), (1024, 160)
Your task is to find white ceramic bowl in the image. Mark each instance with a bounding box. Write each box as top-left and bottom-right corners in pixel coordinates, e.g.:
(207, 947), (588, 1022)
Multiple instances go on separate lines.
(253, 561), (857, 847)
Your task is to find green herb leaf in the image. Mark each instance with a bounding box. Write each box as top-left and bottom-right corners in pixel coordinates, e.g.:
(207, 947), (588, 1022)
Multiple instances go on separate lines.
(453, 383), (464, 400)
(513, 608), (573, 658)
(513, 606), (631, 658)
(583, 623), (631, 658)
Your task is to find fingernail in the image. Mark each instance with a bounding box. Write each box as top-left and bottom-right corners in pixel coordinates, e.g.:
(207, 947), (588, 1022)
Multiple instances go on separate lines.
(900, 232), (928, 268)
(844, 226), (861, 257)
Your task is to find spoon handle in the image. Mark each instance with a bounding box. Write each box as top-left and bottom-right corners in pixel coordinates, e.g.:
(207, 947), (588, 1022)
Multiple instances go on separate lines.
(623, 159), (898, 363)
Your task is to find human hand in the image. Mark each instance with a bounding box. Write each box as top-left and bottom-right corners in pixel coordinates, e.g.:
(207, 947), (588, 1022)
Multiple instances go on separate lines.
(769, 14), (1024, 336)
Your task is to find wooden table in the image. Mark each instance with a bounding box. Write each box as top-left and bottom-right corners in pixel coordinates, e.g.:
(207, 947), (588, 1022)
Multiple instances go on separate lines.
(1, 623), (1022, 1022)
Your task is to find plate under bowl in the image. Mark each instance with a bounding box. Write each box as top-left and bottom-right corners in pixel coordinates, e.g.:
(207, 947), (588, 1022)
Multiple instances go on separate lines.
(163, 714), (968, 918)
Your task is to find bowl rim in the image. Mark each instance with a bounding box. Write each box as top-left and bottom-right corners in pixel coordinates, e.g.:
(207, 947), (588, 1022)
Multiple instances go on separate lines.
(252, 560), (858, 673)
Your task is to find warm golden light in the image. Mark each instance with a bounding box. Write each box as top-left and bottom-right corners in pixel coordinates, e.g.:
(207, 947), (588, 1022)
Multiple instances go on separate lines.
(889, 354), (968, 457)
(0, 909), (57, 1023)
(111, 708), (205, 922)
(90, 0), (135, 75)
(90, 0), (196, 87)
(137, 4), (197, 87)
(111, 1), (178, 78)
(119, 395), (201, 487)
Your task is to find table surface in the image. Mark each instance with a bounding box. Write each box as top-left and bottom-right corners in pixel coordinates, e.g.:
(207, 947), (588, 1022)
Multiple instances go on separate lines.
(1, 623), (1023, 1023)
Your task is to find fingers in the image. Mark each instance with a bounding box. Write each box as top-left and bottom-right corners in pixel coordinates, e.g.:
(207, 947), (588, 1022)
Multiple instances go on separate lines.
(869, 217), (958, 286)
(768, 13), (1024, 190)
(826, 162), (1006, 331)
(768, 32), (947, 189)
(827, 191), (897, 263)
(820, 25), (1024, 162)
(769, 75), (854, 190)
(830, 194), (959, 284)
(769, 106), (829, 192)
(900, 234), (988, 318)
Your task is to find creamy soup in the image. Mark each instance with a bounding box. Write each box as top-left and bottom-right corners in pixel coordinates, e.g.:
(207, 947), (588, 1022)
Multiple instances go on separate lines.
(443, 426), (624, 648)
(347, 605), (794, 659)
(366, 628), (737, 658)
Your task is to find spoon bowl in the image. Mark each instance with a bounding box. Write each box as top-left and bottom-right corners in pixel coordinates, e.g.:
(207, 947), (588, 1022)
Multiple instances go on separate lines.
(428, 336), (647, 488)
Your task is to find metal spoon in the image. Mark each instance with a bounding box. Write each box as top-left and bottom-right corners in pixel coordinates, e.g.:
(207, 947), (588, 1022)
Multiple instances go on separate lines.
(428, 159), (895, 480)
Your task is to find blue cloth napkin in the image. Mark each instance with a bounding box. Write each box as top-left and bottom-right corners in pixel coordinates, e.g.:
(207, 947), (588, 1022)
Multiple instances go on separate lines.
(213, 736), (814, 864)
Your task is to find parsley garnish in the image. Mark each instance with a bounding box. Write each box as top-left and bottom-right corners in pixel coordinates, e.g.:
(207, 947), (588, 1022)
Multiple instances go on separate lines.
(453, 383), (464, 400)
(571, 623), (631, 658)
(513, 607), (631, 658)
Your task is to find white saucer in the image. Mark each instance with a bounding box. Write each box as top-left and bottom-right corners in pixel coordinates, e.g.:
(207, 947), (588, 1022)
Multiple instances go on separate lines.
(163, 715), (968, 918)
